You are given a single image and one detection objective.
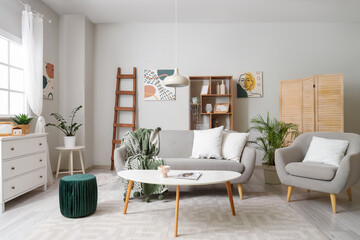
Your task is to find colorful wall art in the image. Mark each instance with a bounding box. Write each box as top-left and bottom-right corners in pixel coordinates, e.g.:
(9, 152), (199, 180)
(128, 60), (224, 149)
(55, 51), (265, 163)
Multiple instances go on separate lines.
(43, 62), (54, 100)
(144, 69), (176, 101)
(236, 71), (263, 98)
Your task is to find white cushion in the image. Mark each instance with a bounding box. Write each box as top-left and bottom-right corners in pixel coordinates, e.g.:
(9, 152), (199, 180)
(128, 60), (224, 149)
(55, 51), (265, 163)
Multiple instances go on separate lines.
(190, 126), (224, 159)
(303, 136), (349, 167)
(222, 132), (249, 162)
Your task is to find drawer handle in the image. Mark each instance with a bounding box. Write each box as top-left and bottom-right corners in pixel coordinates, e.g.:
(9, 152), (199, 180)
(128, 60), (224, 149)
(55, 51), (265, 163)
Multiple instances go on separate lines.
(12, 186), (15, 189)
(40, 176), (43, 178)
(11, 147), (15, 151)
(39, 159), (43, 162)
(39, 143), (42, 146)
(11, 167), (15, 170)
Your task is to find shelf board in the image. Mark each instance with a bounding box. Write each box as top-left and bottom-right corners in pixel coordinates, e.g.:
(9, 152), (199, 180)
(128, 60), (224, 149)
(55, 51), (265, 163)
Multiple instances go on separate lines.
(201, 94), (231, 97)
(201, 112), (232, 115)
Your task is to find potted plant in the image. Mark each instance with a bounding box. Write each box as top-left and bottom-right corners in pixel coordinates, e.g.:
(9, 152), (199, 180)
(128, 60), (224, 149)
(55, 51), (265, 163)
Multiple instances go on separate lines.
(46, 106), (83, 148)
(249, 113), (299, 184)
(11, 114), (34, 134)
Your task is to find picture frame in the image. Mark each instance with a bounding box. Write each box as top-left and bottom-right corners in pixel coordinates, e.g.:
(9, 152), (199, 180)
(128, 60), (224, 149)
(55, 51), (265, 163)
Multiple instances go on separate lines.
(200, 85), (209, 95)
(0, 122), (15, 136)
(214, 103), (229, 113)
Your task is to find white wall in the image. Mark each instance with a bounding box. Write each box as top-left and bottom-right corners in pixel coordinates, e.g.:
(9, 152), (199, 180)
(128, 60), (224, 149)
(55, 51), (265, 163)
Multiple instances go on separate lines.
(94, 23), (360, 166)
(59, 15), (94, 169)
(0, 0), (60, 170)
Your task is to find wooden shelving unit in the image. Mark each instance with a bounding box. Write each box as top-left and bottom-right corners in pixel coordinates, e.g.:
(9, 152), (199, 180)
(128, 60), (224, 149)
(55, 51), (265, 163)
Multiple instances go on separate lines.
(189, 76), (233, 130)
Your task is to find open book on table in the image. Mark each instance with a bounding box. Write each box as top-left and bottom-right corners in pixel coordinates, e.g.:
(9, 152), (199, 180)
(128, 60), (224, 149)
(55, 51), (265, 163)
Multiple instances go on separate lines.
(175, 172), (202, 180)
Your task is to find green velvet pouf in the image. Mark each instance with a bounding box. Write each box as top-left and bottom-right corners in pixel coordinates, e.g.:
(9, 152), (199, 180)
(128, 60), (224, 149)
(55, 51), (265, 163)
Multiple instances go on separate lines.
(59, 174), (98, 218)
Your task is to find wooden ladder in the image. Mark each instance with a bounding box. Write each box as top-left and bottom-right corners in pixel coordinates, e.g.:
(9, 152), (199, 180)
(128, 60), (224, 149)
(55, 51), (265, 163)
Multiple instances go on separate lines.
(111, 67), (136, 170)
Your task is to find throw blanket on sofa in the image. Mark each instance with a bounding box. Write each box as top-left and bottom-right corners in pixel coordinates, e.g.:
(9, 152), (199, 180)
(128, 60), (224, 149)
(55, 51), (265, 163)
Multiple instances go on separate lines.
(122, 127), (165, 196)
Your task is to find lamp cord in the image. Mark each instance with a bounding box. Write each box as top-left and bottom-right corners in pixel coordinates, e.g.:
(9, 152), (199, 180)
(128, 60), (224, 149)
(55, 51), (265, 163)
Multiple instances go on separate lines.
(175, 0), (178, 67)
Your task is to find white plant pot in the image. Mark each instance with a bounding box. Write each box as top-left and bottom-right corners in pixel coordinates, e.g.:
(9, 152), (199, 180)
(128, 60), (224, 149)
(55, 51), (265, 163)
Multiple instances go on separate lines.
(64, 136), (76, 148)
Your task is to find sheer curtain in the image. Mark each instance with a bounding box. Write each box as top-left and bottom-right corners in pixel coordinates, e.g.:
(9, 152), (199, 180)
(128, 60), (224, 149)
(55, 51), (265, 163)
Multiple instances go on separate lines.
(22, 4), (54, 184)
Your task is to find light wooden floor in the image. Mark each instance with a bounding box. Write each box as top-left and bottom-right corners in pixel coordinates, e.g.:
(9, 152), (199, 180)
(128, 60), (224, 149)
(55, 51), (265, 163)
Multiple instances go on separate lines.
(0, 168), (359, 240)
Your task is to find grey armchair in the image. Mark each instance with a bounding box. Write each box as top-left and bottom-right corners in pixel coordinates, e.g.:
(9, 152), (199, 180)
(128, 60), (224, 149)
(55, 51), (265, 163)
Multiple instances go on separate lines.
(275, 132), (360, 213)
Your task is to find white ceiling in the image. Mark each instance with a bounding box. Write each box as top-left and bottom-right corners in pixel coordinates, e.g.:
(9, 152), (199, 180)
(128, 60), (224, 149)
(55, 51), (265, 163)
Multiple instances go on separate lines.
(42, 0), (360, 23)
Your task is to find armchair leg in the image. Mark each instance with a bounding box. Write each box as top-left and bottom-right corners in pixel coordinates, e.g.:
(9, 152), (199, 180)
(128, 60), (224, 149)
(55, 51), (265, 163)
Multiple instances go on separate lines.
(287, 186), (293, 202)
(237, 184), (243, 200)
(330, 194), (337, 214)
(347, 188), (352, 201)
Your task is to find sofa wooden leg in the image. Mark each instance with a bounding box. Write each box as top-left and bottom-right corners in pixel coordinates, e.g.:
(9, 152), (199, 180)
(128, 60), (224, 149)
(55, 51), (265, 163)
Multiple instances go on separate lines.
(287, 186), (293, 202)
(237, 184), (243, 200)
(330, 194), (337, 214)
(347, 188), (352, 201)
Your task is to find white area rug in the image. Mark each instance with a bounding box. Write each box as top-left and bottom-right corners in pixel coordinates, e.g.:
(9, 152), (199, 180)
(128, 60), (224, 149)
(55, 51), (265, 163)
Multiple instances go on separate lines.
(23, 188), (327, 240)
(94, 173), (121, 187)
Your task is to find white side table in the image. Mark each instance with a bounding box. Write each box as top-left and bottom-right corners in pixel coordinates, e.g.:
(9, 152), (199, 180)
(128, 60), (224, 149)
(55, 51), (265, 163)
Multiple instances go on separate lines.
(55, 146), (85, 178)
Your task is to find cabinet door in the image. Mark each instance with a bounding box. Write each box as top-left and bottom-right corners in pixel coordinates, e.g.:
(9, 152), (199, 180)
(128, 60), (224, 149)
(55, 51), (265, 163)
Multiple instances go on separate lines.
(302, 76), (316, 133)
(279, 79), (303, 133)
(315, 74), (344, 132)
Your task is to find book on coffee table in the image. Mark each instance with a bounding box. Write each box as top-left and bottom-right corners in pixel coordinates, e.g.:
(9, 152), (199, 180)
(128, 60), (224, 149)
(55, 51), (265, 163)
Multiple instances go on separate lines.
(175, 172), (202, 180)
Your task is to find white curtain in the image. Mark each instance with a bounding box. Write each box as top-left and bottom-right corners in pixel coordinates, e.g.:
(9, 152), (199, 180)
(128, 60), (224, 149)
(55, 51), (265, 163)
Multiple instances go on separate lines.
(22, 5), (54, 185)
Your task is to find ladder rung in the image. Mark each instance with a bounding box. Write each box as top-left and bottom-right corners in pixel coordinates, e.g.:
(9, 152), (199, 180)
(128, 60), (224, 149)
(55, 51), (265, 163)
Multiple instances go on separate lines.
(112, 140), (122, 144)
(113, 123), (135, 128)
(118, 74), (135, 79)
(115, 107), (135, 112)
(116, 91), (135, 95)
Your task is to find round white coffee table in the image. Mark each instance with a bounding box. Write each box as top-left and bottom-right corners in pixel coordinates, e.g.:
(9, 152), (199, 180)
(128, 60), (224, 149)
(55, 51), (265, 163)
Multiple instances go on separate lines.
(118, 170), (241, 237)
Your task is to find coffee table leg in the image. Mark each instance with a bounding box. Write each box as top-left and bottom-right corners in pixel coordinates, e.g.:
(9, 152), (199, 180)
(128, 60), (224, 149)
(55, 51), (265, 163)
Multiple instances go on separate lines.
(123, 180), (133, 214)
(174, 185), (180, 237)
(226, 181), (236, 216)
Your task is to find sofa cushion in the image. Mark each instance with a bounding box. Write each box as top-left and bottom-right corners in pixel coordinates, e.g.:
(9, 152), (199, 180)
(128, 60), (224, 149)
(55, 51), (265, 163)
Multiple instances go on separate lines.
(303, 136), (349, 167)
(222, 132), (249, 162)
(164, 158), (245, 173)
(191, 126), (224, 159)
(285, 162), (338, 181)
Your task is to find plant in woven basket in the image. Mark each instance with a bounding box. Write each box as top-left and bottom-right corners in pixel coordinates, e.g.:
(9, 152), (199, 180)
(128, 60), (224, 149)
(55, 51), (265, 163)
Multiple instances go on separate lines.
(11, 114), (34, 125)
(249, 112), (299, 166)
(46, 105), (83, 136)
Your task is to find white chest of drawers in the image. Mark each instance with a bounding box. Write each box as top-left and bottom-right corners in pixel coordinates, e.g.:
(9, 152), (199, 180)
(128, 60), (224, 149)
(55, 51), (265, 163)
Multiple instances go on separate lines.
(0, 133), (48, 212)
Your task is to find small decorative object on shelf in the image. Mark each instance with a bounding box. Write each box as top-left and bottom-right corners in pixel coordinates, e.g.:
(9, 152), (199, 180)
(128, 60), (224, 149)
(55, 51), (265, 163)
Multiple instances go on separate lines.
(12, 126), (23, 136)
(46, 105), (83, 148)
(220, 80), (226, 94)
(206, 104), (213, 113)
(200, 85), (209, 95)
(10, 114), (34, 134)
(216, 82), (220, 94)
(214, 103), (229, 113)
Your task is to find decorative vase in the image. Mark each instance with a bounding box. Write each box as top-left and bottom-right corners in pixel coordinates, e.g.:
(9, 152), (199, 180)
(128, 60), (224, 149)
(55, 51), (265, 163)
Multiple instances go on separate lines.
(18, 124), (30, 134)
(263, 165), (281, 185)
(158, 165), (170, 178)
(220, 80), (226, 94)
(64, 136), (76, 148)
(205, 104), (212, 113)
(216, 82), (220, 94)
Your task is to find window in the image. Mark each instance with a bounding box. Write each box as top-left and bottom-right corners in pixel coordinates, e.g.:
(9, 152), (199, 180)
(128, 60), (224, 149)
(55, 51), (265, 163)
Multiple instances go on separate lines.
(0, 30), (26, 117)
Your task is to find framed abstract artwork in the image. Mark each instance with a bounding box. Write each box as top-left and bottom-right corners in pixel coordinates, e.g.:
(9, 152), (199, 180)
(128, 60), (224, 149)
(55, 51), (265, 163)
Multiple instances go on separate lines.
(43, 62), (54, 100)
(144, 69), (176, 101)
(237, 71), (263, 98)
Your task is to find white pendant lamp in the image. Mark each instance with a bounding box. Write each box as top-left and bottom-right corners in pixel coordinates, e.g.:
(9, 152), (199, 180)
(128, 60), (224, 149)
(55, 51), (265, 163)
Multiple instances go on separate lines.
(164, 0), (189, 87)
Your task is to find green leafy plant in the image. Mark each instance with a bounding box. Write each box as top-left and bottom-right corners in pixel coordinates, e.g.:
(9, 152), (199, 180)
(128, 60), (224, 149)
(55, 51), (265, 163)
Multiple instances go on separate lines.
(11, 114), (34, 125)
(46, 105), (83, 136)
(249, 112), (299, 166)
